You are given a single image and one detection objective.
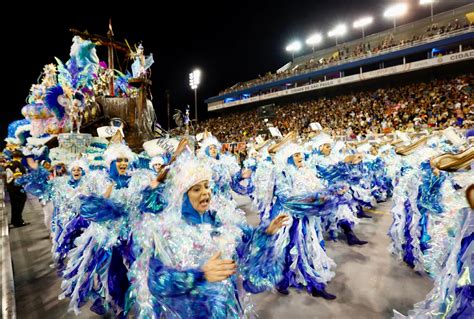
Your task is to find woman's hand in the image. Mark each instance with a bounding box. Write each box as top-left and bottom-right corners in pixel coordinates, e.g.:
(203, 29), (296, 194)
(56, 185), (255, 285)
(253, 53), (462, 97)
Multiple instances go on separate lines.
(266, 214), (290, 235)
(241, 168), (252, 179)
(201, 252), (236, 282)
(27, 158), (39, 170)
(104, 182), (115, 198)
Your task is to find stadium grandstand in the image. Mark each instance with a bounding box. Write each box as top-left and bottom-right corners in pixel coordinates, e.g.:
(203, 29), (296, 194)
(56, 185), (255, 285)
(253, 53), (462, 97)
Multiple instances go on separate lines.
(204, 3), (473, 116)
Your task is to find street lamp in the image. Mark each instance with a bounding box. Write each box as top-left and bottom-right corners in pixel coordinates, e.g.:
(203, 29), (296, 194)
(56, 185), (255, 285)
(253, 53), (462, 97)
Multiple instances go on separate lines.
(384, 3), (408, 33)
(328, 24), (347, 45)
(306, 33), (323, 53)
(420, 0), (435, 22)
(353, 16), (373, 39)
(285, 41), (302, 60)
(189, 69), (201, 122)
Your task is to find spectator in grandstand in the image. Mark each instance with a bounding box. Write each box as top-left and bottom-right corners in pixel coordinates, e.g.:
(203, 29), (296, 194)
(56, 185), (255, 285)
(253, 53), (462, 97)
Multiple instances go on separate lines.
(185, 75), (473, 143)
(219, 17), (470, 96)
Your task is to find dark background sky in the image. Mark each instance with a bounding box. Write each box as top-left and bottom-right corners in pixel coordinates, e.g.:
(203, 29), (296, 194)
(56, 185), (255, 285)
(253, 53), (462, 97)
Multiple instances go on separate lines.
(1, 0), (471, 145)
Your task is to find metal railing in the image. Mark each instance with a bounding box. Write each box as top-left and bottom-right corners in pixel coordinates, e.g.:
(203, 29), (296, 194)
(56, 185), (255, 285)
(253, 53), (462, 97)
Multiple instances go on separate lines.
(220, 25), (472, 96)
(1, 177), (16, 319)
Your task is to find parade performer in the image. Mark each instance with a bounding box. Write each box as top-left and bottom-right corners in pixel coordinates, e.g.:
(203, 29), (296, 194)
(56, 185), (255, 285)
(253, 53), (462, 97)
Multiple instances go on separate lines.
(126, 151), (289, 318)
(268, 143), (337, 299)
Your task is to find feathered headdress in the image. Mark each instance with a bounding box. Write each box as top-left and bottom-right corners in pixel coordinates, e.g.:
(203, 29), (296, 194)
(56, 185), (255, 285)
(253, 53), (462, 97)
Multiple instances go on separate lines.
(356, 142), (372, 154)
(167, 152), (212, 198)
(198, 135), (221, 157)
(68, 159), (90, 174)
(274, 142), (304, 168)
(309, 132), (333, 150)
(5, 119), (31, 145)
(149, 155), (168, 170)
(44, 85), (66, 121)
(103, 143), (135, 168)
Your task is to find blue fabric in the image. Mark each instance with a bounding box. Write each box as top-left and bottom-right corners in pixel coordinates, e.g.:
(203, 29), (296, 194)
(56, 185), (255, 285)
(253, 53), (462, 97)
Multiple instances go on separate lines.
(287, 156), (296, 167)
(80, 194), (126, 222)
(230, 170), (255, 195)
(108, 160), (131, 189)
(417, 161), (447, 252)
(108, 244), (130, 315)
(205, 146), (220, 160)
(16, 167), (50, 198)
(181, 194), (221, 226)
(139, 184), (167, 215)
(68, 177), (81, 188)
(402, 199), (416, 268)
(276, 216), (325, 293)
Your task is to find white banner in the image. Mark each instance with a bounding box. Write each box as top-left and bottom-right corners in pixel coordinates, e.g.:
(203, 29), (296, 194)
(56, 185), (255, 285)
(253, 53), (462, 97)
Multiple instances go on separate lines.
(209, 50), (474, 111)
(97, 126), (122, 138)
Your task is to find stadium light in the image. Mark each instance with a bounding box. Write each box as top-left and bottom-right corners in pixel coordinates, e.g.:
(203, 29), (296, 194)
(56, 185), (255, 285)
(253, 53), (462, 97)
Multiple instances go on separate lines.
(306, 33), (323, 53)
(328, 24), (347, 45)
(189, 69), (201, 122)
(420, 0), (435, 22)
(384, 3), (408, 32)
(286, 41), (302, 59)
(353, 16), (373, 39)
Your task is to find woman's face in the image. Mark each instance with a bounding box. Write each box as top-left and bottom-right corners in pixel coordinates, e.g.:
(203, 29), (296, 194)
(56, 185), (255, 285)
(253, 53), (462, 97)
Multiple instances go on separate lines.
(71, 167), (83, 180)
(187, 180), (211, 213)
(292, 152), (303, 168)
(321, 143), (332, 156)
(116, 157), (129, 175)
(370, 146), (378, 156)
(55, 165), (67, 176)
(208, 145), (218, 158)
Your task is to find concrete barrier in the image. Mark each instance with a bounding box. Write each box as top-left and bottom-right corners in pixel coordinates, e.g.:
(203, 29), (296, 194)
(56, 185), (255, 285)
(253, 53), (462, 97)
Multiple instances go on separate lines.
(0, 178), (16, 318)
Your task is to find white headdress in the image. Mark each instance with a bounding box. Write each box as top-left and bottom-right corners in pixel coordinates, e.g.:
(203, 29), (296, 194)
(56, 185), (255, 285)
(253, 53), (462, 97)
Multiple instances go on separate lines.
(198, 135), (221, 157)
(68, 159), (90, 174)
(149, 155), (166, 170)
(275, 142), (304, 168)
(443, 127), (465, 146)
(379, 144), (393, 153)
(167, 153), (212, 198)
(103, 143), (135, 168)
(332, 140), (346, 155)
(310, 133), (334, 150)
(357, 142), (372, 154)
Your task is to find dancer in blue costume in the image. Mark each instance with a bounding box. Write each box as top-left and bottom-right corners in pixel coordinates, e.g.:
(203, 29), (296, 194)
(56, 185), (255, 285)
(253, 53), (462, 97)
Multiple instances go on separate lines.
(306, 137), (370, 245)
(357, 142), (393, 202)
(308, 136), (375, 218)
(60, 143), (157, 316)
(17, 158), (95, 272)
(393, 167), (473, 318)
(389, 136), (470, 271)
(127, 151), (289, 318)
(268, 143), (338, 299)
(198, 134), (253, 199)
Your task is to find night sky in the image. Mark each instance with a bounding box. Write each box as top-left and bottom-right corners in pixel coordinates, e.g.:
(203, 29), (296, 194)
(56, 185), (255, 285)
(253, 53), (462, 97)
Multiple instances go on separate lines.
(1, 0), (471, 146)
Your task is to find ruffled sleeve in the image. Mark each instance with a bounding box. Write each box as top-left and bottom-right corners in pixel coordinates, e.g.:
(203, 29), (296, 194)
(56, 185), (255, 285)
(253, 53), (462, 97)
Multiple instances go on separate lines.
(230, 170), (255, 195)
(238, 224), (283, 293)
(15, 167), (51, 198)
(79, 194), (127, 222)
(139, 184), (167, 214)
(276, 171), (329, 218)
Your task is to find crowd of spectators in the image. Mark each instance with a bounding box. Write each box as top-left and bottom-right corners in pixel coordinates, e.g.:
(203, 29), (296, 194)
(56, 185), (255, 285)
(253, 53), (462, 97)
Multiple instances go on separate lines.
(174, 74), (473, 143)
(220, 18), (471, 96)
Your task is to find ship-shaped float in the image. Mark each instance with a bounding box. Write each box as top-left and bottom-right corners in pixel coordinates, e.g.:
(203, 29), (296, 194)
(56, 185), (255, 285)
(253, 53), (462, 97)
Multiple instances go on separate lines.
(3, 21), (164, 165)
